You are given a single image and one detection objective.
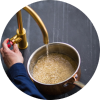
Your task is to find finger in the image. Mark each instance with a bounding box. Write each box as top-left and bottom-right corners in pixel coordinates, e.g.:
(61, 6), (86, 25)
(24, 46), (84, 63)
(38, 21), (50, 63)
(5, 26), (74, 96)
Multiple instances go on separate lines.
(0, 48), (4, 58)
(2, 38), (10, 51)
(13, 44), (19, 53)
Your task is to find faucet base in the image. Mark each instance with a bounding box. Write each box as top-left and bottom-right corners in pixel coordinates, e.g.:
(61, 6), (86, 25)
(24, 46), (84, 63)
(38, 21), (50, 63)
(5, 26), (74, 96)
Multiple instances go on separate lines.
(16, 28), (28, 49)
(18, 42), (28, 49)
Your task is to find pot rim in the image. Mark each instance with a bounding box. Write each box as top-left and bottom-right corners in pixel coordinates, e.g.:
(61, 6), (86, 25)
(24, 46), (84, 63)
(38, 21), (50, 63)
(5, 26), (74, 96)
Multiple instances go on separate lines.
(27, 42), (81, 85)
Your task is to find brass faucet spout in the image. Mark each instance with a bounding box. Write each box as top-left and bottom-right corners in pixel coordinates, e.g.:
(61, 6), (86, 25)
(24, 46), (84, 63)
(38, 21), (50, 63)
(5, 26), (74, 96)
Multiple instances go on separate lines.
(10, 5), (49, 49)
(23, 6), (49, 44)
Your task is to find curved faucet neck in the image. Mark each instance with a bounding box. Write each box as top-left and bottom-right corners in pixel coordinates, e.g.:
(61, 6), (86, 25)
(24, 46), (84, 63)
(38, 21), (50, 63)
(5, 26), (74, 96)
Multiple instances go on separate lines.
(23, 6), (49, 44)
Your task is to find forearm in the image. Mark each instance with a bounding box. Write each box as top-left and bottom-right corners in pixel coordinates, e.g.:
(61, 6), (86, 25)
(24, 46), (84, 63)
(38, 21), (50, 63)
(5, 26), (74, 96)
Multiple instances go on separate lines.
(7, 63), (46, 99)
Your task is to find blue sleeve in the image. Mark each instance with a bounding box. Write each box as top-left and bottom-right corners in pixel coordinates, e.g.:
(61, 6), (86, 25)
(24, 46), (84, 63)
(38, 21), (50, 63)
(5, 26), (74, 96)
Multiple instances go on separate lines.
(7, 63), (46, 99)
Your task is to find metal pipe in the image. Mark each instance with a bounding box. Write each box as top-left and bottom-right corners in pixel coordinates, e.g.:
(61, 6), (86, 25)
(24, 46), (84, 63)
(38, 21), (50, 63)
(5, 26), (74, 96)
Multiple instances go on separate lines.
(16, 10), (23, 34)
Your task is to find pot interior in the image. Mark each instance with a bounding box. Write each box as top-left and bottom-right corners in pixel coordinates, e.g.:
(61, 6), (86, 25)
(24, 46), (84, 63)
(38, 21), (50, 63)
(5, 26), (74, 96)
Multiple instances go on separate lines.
(28, 42), (80, 83)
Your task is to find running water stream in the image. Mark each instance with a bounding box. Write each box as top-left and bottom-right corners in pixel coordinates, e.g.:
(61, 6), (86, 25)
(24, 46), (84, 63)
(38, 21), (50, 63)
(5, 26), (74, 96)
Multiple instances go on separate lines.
(46, 44), (49, 57)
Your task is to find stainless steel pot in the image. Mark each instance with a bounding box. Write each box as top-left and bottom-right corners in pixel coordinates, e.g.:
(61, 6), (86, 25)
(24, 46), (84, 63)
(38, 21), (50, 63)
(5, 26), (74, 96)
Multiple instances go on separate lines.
(27, 42), (85, 95)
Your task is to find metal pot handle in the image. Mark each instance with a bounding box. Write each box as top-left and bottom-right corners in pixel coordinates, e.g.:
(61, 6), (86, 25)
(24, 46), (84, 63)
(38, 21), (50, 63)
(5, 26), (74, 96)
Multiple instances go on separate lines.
(73, 74), (85, 88)
(63, 75), (85, 88)
(63, 81), (85, 88)
(73, 81), (85, 88)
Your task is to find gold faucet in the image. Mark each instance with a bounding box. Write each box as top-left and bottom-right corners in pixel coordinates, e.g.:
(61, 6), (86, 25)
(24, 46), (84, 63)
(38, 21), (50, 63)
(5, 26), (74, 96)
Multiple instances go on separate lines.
(9, 6), (49, 49)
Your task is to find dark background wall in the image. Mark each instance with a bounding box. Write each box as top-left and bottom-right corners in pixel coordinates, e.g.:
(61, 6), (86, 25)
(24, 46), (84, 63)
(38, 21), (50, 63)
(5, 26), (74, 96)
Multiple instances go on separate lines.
(1, 0), (99, 99)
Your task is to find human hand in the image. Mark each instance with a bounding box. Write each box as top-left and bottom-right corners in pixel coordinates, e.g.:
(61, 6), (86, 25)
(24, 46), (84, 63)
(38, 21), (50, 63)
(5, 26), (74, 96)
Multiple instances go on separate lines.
(0, 38), (24, 68)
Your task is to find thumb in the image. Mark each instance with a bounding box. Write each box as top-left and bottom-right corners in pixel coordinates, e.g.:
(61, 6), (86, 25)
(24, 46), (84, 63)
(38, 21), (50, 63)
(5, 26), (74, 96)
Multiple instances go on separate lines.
(13, 44), (19, 52)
